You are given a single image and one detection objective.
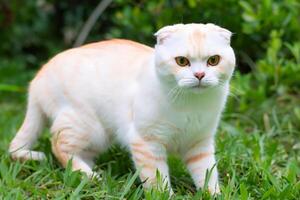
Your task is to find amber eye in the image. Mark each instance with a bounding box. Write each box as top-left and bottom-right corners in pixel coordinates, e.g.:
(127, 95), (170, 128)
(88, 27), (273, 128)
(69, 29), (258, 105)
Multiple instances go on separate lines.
(207, 55), (221, 66)
(175, 56), (190, 67)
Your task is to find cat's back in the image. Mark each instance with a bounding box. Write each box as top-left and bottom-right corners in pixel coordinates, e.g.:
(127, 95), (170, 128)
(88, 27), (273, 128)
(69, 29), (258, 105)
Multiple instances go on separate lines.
(30, 39), (154, 119)
(35, 39), (153, 80)
(31, 39), (154, 95)
(80, 39), (153, 53)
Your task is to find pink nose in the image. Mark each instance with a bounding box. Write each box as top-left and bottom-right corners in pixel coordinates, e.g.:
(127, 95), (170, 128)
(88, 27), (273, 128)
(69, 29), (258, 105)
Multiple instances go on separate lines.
(194, 72), (205, 80)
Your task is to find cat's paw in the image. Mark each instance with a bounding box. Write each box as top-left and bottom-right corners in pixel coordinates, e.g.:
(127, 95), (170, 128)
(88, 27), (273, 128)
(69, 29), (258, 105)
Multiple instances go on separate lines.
(208, 184), (220, 195)
(86, 171), (102, 181)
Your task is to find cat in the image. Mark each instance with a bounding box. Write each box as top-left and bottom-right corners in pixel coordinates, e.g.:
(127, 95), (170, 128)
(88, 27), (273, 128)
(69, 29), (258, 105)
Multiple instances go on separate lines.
(9, 23), (235, 194)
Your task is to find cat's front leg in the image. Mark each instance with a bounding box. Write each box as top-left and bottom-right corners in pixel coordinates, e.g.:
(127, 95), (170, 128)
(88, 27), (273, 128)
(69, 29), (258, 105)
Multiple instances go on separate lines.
(183, 137), (220, 194)
(129, 137), (172, 192)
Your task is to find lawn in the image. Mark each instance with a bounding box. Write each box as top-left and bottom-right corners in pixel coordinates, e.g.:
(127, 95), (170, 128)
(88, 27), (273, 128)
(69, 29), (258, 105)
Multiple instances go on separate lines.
(0, 46), (299, 199)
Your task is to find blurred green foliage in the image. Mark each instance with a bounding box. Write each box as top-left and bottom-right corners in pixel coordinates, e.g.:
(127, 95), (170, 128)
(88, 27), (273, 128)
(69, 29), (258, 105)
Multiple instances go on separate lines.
(1, 0), (300, 71)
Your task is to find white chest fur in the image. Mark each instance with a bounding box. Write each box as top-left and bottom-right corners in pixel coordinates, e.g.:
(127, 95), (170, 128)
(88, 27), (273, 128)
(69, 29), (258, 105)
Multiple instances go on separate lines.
(132, 82), (228, 154)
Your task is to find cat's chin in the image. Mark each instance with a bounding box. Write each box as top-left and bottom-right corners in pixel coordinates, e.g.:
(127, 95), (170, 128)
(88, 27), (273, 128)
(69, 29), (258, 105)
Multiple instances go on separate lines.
(185, 84), (217, 94)
(189, 86), (209, 94)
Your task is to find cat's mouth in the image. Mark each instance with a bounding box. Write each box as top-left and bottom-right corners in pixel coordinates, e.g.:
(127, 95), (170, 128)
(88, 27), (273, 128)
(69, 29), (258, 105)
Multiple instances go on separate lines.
(178, 79), (212, 91)
(191, 83), (209, 89)
(188, 84), (210, 93)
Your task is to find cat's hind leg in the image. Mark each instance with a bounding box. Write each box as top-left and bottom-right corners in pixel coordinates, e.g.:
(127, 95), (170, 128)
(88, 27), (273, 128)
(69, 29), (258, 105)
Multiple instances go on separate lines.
(50, 108), (108, 178)
(51, 129), (95, 177)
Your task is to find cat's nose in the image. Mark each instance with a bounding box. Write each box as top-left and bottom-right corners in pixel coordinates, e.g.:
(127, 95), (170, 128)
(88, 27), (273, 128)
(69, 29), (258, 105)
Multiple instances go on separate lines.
(194, 72), (205, 80)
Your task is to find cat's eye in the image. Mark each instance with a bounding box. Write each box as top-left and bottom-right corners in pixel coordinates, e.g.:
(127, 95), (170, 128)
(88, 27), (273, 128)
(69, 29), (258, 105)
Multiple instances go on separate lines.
(175, 56), (190, 67)
(207, 55), (221, 66)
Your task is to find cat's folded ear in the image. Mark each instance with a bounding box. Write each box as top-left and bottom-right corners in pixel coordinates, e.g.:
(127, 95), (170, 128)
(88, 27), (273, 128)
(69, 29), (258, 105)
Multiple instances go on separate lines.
(206, 23), (233, 44)
(154, 24), (184, 45)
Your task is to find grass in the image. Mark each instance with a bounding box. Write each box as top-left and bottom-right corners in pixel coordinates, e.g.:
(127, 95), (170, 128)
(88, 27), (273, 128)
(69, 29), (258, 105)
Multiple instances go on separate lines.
(0, 58), (299, 199)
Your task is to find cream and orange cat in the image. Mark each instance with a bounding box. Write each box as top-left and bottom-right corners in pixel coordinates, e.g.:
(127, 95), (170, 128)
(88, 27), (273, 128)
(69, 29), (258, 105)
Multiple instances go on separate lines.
(9, 23), (235, 194)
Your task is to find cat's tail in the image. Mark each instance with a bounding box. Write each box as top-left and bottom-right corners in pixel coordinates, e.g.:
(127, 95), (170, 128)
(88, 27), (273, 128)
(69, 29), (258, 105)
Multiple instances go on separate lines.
(9, 93), (46, 161)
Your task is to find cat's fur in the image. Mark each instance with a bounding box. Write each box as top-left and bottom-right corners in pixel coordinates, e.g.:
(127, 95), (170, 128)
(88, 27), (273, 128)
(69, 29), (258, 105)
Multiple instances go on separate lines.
(9, 23), (235, 193)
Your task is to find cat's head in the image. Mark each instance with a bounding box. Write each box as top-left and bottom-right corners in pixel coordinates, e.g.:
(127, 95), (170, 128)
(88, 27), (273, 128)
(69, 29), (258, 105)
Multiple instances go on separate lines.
(154, 23), (235, 93)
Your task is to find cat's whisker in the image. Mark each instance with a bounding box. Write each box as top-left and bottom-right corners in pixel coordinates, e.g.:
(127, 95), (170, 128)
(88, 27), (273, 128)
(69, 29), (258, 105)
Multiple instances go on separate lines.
(170, 88), (181, 103)
(167, 86), (179, 103)
(172, 87), (185, 104)
(167, 86), (179, 99)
